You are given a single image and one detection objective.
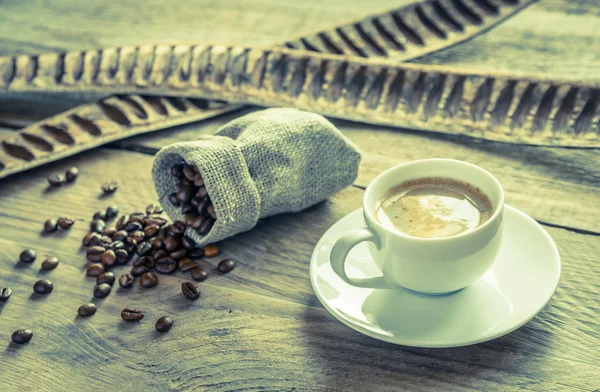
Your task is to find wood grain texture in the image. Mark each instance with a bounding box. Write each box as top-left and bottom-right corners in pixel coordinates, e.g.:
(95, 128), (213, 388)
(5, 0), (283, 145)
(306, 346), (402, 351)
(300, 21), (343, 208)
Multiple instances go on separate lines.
(0, 95), (237, 179)
(2, 0), (600, 125)
(2, 45), (599, 147)
(5, 0), (522, 179)
(0, 148), (598, 391)
(284, 0), (538, 61)
(0, 1), (599, 391)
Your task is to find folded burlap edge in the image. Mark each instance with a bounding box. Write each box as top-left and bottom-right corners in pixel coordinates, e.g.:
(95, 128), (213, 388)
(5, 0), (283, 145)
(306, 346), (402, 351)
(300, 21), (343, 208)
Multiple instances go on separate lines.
(152, 135), (261, 246)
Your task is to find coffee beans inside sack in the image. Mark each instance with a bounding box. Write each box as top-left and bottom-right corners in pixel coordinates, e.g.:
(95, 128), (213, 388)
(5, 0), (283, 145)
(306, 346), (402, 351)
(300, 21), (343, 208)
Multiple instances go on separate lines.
(152, 108), (361, 246)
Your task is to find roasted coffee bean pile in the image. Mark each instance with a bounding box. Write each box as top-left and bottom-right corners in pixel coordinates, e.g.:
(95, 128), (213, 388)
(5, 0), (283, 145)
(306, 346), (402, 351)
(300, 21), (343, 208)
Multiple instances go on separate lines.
(6, 180), (237, 343)
(168, 162), (217, 236)
(80, 203), (222, 299)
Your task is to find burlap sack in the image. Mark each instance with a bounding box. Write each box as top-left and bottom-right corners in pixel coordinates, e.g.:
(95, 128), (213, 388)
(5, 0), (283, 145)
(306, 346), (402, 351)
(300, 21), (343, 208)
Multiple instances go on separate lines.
(152, 108), (361, 245)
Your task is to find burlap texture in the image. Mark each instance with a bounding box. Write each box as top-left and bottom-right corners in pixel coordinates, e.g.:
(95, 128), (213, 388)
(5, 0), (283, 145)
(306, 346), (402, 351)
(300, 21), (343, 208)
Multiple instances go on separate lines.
(152, 108), (361, 245)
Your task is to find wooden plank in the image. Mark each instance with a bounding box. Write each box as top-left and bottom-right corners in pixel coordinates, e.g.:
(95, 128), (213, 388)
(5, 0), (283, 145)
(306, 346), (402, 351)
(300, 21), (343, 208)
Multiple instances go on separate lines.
(0, 148), (598, 391)
(1, 0), (600, 124)
(1, 237), (598, 392)
(0, 1), (598, 85)
(113, 111), (600, 233)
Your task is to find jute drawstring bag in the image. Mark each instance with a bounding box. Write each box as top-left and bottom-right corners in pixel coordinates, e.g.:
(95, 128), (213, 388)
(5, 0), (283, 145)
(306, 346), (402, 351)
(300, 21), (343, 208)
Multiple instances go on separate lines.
(152, 108), (361, 246)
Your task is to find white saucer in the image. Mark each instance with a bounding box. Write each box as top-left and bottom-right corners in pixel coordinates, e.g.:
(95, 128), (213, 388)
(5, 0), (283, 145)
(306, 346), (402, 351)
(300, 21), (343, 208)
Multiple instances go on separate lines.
(310, 206), (560, 348)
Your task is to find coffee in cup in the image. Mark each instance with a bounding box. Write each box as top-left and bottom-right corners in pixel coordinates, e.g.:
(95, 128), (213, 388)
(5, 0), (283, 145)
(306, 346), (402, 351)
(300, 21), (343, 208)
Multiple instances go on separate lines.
(375, 177), (493, 239)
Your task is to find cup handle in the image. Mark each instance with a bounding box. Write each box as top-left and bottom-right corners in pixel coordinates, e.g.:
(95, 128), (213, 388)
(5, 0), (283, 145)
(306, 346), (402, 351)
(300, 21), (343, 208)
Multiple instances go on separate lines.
(330, 227), (395, 289)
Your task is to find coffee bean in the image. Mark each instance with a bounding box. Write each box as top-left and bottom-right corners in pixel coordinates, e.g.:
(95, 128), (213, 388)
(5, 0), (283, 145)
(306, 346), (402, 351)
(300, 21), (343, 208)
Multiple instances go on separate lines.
(90, 219), (106, 233)
(86, 246), (105, 262)
(191, 266), (208, 281)
(43, 219), (58, 233)
(139, 272), (158, 288)
(181, 202), (194, 215)
(155, 316), (174, 332)
(151, 237), (164, 250)
(94, 283), (112, 298)
(176, 185), (193, 203)
(12, 329), (33, 344)
(124, 221), (143, 232)
(93, 210), (107, 221)
(146, 204), (163, 215)
(96, 272), (115, 286)
(197, 218), (214, 235)
(115, 249), (130, 264)
(65, 167), (79, 182)
(119, 273), (135, 288)
(33, 280), (53, 294)
(116, 215), (129, 230)
(196, 186), (208, 199)
(126, 243), (136, 254)
(170, 248), (188, 260)
(41, 257), (59, 271)
(203, 244), (220, 258)
(218, 259), (236, 273)
(0, 287), (12, 301)
(181, 282), (200, 300)
(101, 180), (118, 193)
(171, 164), (184, 178)
(110, 240), (125, 250)
(190, 197), (200, 208)
(164, 236), (182, 252)
(78, 303), (97, 317)
(175, 220), (186, 231)
(112, 230), (128, 241)
(193, 174), (204, 187)
(182, 166), (196, 181)
(129, 230), (145, 243)
(19, 249), (36, 263)
(144, 257), (155, 268)
(121, 307), (143, 321)
(155, 257), (177, 274)
(132, 256), (151, 268)
(57, 217), (75, 230)
(191, 215), (206, 230)
(143, 225), (159, 238)
(48, 173), (65, 187)
(86, 263), (105, 277)
(106, 204), (119, 218)
(168, 192), (180, 207)
(131, 265), (150, 277)
(103, 227), (117, 237)
(178, 258), (198, 272)
(82, 232), (101, 246)
(189, 248), (204, 259)
(98, 235), (113, 248)
(207, 204), (217, 219)
(151, 249), (169, 261)
(136, 241), (152, 256)
(185, 213), (196, 227)
(196, 198), (209, 216)
(182, 236), (196, 250)
(144, 216), (167, 227)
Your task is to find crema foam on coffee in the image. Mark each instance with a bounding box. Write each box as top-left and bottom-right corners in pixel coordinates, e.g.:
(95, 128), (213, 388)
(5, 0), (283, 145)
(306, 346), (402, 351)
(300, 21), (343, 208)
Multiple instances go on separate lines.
(375, 177), (493, 238)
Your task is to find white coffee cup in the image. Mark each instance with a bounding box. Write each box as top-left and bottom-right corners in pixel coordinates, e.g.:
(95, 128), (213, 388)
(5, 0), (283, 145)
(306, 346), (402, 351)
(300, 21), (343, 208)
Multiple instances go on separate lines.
(330, 159), (505, 294)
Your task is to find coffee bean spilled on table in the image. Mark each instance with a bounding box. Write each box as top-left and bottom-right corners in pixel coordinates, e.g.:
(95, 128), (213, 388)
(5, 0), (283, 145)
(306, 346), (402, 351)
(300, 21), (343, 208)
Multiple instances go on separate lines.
(7, 163), (237, 343)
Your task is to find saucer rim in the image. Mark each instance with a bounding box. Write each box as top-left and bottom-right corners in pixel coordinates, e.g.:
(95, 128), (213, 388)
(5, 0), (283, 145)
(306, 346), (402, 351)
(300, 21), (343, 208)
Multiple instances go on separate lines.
(309, 205), (561, 348)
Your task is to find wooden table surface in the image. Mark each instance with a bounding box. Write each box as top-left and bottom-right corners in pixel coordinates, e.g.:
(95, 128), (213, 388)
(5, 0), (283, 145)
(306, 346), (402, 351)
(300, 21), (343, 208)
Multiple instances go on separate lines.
(0, 1), (599, 391)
